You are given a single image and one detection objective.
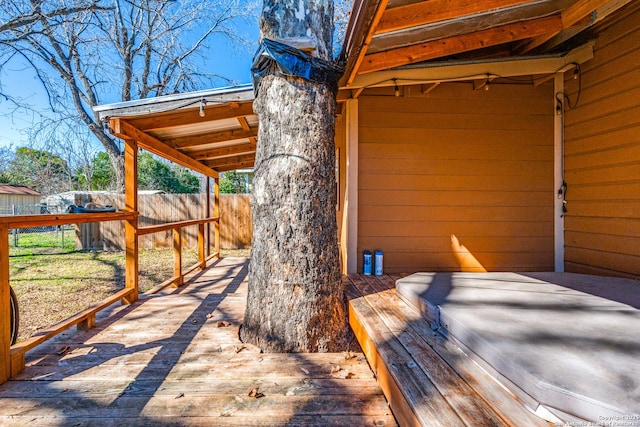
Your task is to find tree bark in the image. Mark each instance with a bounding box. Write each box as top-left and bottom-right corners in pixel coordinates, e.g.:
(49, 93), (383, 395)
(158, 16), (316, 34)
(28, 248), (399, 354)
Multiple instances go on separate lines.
(241, 0), (348, 352)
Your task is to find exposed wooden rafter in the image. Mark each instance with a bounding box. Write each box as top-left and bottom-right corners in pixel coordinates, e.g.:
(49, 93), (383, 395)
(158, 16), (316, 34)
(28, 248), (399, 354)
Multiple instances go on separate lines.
(165, 127), (258, 149)
(376, 0), (534, 34)
(347, 42), (594, 89)
(205, 153), (256, 170)
(124, 102), (255, 132)
(358, 14), (563, 74)
(516, 0), (633, 52)
(340, 0), (389, 86)
(110, 119), (219, 178)
(237, 116), (251, 131)
(516, 0), (615, 53)
(214, 161), (256, 173)
(192, 142), (257, 161)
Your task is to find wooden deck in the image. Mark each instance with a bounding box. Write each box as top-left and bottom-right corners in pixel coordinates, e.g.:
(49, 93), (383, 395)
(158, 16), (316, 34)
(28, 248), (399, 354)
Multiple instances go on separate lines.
(0, 258), (396, 426)
(346, 273), (552, 427)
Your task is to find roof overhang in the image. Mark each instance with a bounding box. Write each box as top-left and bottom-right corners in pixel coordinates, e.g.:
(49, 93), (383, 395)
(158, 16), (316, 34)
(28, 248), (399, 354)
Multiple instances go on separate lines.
(339, 0), (632, 88)
(94, 85), (256, 177)
(338, 41), (594, 99)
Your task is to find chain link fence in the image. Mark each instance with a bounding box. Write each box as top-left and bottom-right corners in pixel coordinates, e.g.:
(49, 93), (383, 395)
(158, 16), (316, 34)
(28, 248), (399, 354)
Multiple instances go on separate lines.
(2, 204), (74, 249)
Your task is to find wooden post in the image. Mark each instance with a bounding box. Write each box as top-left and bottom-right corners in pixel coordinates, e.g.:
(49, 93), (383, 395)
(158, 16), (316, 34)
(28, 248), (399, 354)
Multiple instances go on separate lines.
(198, 223), (205, 269)
(173, 228), (183, 287)
(205, 178), (211, 258)
(123, 138), (139, 304)
(213, 177), (220, 258)
(1, 224), (10, 384)
(345, 98), (359, 274)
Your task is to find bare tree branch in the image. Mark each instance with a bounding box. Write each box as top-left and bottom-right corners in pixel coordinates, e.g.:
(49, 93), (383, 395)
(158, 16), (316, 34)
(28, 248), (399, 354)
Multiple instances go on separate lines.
(1, 0), (258, 191)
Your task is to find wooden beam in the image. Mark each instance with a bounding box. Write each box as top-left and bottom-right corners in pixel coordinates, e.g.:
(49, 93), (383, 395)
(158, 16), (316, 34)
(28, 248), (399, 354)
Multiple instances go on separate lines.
(237, 116), (251, 132)
(0, 211), (136, 230)
(358, 14), (563, 74)
(166, 127), (258, 150)
(214, 161), (256, 173)
(173, 229), (183, 287)
(10, 288), (134, 361)
(517, 0), (613, 53)
(213, 177), (220, 259)
(205, 154), (256, 169)
(340, 0), (389, 86)
(123, 137), (138, 305)
(205, 178), (211, 258)
(191, 142), (257, 161)
(518, 0), (633, 53)
(123, 102), (255, 132)
(421, 82), (440, 95)
(137, 217), (220, 236)
(346, 42), (594, 89)
(376, 0), (534, 34)
(111, 118), (219, 178)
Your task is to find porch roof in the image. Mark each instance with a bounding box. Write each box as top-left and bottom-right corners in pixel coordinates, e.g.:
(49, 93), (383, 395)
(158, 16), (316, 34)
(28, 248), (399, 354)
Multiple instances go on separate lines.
(339, 0), (630, 89)
(94, 85), (256, 178)
(93, 0), (629, 174)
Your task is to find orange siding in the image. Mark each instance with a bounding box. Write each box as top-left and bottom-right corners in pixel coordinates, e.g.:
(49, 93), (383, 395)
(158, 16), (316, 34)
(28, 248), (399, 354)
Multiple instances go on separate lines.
(358, 82), (554, 273)
(564, 4), (640, 279)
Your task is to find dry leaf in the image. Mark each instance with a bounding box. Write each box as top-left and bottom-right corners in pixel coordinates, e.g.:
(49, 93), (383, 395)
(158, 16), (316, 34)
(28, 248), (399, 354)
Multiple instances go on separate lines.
(331, 365), (354, 379)
(206, 313), (214, 319)
(175, 392), (184, 399)
(343, 351), (356, 360)
(248, 387), (265, 398)
(56, 346), (70, 356)
(217, 321), (230, 328)
(234, 345), (246, 353)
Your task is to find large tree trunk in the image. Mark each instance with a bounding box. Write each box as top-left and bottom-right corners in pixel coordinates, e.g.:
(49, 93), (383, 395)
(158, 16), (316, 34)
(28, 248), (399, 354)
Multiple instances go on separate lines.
(241, 0), (348, 352)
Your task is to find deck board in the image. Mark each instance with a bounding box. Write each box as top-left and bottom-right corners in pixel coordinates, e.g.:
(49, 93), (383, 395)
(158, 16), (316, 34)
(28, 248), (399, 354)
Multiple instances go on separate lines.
(347, 273), (551, 427)
(0, 258), (396, 426)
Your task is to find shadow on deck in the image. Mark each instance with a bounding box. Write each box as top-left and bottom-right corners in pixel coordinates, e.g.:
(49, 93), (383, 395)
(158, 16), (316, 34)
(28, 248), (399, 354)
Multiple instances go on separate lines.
(0, 258), (395, 426)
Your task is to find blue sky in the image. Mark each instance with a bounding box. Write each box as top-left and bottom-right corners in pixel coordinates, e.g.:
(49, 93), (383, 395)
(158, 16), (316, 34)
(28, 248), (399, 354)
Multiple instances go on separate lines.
(0, 15), (260, 150)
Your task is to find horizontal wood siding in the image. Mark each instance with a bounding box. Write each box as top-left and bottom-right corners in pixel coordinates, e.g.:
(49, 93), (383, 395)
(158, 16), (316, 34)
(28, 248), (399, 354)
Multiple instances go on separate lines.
(358, 83), (554, 273)
(563, 4), (640, 279)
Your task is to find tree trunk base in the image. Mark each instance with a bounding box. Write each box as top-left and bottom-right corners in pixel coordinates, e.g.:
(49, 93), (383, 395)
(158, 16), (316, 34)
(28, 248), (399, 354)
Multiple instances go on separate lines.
(241, 74), (349, 353)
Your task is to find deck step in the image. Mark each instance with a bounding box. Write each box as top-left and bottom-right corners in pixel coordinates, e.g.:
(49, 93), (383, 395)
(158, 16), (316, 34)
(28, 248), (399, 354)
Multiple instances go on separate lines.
(347, 274), (550, 427)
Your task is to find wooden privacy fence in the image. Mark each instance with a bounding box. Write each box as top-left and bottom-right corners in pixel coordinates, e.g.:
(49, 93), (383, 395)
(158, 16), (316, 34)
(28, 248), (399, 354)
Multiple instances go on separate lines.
(72, 193), (251, 250)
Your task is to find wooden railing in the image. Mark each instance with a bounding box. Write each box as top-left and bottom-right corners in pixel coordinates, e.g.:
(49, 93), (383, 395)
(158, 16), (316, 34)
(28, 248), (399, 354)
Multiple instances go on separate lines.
(0, 210), (220, 384)
(138, 216), (220, 292)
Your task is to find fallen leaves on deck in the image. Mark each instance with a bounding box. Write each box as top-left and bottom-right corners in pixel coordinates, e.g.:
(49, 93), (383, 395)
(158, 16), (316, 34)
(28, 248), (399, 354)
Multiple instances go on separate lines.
(217, 321), (231, 327)
(331, 365), (355, 379)
(343, 351), (356, 360)
(248, 387), (265, 398)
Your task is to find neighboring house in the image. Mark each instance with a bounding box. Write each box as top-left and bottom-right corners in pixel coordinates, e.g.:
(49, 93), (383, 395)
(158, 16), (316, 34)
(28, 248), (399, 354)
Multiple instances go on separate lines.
(94, 1), (640, 280)
(0, 184), (41, 216)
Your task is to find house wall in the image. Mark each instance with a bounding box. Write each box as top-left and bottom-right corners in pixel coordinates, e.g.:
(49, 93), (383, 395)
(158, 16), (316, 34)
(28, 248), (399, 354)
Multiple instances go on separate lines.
(563, 4), (640, 279)
(357, 82), (555, 273)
